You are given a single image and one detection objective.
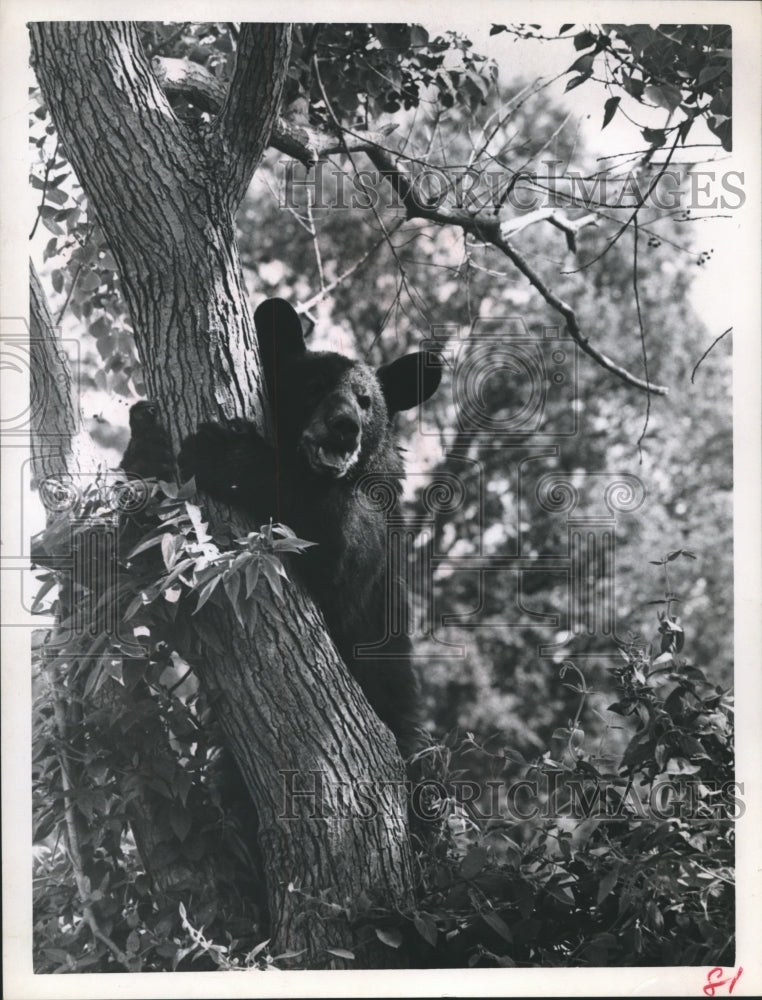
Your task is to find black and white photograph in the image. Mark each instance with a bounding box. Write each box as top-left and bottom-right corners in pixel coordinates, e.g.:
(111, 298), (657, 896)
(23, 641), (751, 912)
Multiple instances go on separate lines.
(2, 2), (760, 997)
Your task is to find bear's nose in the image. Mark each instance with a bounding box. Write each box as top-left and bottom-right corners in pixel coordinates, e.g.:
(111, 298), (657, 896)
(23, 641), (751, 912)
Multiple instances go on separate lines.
(328, 411), (360, 448)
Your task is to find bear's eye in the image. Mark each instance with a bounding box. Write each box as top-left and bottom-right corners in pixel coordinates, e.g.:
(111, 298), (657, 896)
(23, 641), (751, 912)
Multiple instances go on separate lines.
(356, 393), (371, 410)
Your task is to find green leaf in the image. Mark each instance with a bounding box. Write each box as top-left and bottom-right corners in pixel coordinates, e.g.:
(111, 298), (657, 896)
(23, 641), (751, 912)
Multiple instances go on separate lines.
(413, 912), (438, 947)
(31, 573), (59, 613)
(122, 658), (146, 690)
(698, 62), (727, 86)
(644, 83), (682, 112)
(375, 927), (403, 949)
(326, 947), (355, 960)
(127, 533), (165, 559)
(565, 74), (590, 93)
(560, 24), (574, 34)
(170, 806), (192, 843)
(223, 567), (241, 608)
(641, 127), (667, 148)
(409, 25), (429, 47)
(158, 557), (196, 592)
(573, 31), (596, 51)
(272, 948), (306, 961)
(596, 867), (619, 904)
(44, 186), (68, 205)
(602, 95), (621, 129)
(461, 845), (488, 879)
(194, 576), (220, 613)
(245, 558), (260, 598)
(546, 878), (575, 906)
(567, 53), (594, 75)
(123, 593), (147, 621)
(489, 24), (507, 36)
(481, 910), (513, 942)
(161, 533), (178, 570)
(82, 660), (107, 699)
(261, 556), (284, 599)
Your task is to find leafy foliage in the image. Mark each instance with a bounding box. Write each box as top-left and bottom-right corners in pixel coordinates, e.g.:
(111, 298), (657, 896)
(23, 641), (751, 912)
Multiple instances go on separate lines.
(32, 503), (735, 970)
(491, 23), (732, 151)
(346, 561), (735, 968)
(286, 23), (496, 120)
(31, 478), (312, 971)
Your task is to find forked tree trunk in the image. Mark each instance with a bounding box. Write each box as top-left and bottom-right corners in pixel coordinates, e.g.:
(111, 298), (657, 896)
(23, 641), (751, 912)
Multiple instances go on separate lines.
(30, 20), (415, 967)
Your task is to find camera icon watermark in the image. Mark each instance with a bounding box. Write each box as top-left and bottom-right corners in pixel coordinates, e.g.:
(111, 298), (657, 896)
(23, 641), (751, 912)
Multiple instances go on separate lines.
(422, 316), (579, 442)
(0, 318), (80, 441)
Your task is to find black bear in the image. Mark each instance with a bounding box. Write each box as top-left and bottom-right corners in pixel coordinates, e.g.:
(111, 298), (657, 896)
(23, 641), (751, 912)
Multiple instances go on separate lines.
(178, 298), (442, 757)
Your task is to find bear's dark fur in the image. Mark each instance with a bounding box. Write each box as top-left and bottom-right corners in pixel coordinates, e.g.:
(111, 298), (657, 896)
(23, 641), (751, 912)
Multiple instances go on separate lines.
(178, 298), (442, 756)
(120, 400), (177, 483)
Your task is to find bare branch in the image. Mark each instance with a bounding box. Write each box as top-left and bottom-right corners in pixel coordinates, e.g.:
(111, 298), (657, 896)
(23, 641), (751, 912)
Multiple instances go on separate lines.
(691, 327), (732, 383)
(214, 23), (292, 207)
(363, 145), (669, 395)
(298, 224), (404, 315)
(500, 208), (598, 252)
(566, 132), (681, 272)
(270, 117), (400, 167)
(632, 216), (651, 456)
(494, 230), (668, 395)
(305, 189), (325, 291)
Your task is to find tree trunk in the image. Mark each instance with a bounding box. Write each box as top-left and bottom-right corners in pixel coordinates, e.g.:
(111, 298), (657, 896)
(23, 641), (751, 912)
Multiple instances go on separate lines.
(30, 20), (415, 966)
(29, 260), (75, 486)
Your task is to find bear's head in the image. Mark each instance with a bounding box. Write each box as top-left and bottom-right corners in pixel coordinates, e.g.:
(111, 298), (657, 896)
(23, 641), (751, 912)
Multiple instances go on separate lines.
(254, 298), (442, 480)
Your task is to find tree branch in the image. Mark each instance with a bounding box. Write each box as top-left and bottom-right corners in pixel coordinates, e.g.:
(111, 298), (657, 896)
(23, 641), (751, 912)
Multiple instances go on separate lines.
(150, 55), (228, 113)
(691, 326), (732, 383)
(151, 54), (398, 168)
(214, 23), (292, 207)
(363, 145), (669, 395)
(142, 39), (666, 395)
(500, 207), (598, 252)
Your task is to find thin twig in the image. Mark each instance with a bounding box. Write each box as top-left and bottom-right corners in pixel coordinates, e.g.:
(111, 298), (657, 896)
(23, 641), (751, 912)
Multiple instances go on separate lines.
(567, 133), (681, 272)
(691, 327), (732, 383)
(55, 259), (85, 324)
(632, 216), (651, 459)
(491, 231), (667, 395)
(298, 224), (403, 315)
(29, 139), (61, 240)
(312, 57), (431, 327)
(304, 188), (325, 291)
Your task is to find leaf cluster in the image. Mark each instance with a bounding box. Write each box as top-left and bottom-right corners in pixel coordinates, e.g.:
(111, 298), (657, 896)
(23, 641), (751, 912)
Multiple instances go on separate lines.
(358, 565), (734, 968)
(491, 23), (732, 152)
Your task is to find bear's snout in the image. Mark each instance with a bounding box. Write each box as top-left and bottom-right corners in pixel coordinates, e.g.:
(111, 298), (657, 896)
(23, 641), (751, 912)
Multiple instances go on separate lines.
(327, 409), (361, 450)
(300, 390), (364, 478)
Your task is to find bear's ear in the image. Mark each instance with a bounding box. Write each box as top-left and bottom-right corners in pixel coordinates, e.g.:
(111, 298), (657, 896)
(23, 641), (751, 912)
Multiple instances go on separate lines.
(376, 351), (443, 414)
(254, 298), (306, 375)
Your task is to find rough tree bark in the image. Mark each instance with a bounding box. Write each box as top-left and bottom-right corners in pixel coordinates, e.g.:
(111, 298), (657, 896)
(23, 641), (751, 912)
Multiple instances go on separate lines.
(30, 21), (415, 967)
(29, 260), (75, 486)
